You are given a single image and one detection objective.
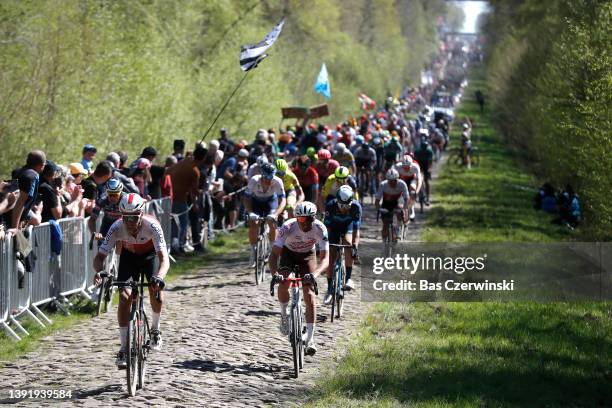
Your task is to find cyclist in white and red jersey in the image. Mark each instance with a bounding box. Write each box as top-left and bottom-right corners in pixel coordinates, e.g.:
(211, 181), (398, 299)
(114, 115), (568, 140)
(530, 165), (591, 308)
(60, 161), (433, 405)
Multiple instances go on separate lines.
(375, 168), (409, 241)
(92, 193), (169, 368)
(269, 201), (329, 356)
(395, 155), (422, 221)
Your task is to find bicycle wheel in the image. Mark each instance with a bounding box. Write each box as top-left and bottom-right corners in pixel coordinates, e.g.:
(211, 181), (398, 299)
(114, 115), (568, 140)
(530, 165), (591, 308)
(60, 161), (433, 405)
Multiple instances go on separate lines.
(126, 316), (138, 396)
(298, 304), (304, 370)
(255, 238), (263, 285)
(137, 312), (149, 390)
(337, 264), (345, 319)
(291, 306), (299, 378)
(419, 190), (425, 214)
(95, 276), (106, 317)
(330, 264), (338, 323)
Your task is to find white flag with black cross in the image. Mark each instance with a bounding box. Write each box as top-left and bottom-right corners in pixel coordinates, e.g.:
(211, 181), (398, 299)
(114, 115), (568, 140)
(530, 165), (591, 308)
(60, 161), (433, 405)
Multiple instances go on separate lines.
(239, 18), (285, 71)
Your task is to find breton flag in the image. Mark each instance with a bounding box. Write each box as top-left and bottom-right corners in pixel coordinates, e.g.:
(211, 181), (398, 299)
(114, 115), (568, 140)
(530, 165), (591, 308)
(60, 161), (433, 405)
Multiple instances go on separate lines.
(239, 18), (285, 71)
(314, 63), (331, 99)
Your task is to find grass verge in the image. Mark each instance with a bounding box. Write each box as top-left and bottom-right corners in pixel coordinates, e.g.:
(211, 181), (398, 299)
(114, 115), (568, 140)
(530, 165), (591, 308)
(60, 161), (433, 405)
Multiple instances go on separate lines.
(0, 228), (248, 364)
(306, 67), (612, 407)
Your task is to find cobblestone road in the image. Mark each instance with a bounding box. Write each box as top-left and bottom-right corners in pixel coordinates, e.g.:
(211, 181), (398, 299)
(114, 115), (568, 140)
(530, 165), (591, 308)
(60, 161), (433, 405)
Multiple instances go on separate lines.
(0, 160), (440, 407)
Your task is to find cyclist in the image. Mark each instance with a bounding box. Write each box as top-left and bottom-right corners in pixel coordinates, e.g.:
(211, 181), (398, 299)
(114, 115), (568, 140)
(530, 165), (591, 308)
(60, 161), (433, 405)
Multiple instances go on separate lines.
(372, 136), (385, 187)
(274, 159), (304, 219)
(383, 134), (403, 171)
(460, 123), (473, 169)
(314, 149), (339, 187)
(293, 155), (319, 203)
(375, 168), (409, 242)
(88, 178), (126, 241)
(414, 138), (434, 205)
(247, 155), (269, 178)
(333, 143), (356, 175)
(395, 155), (422, 222)
(350, 135), (364, 155)
(353, 141), (377, 197)
(323, 185), (361, 302)
(92, 193), (169, 368)
(244, 163), (286, 266)
(318, 166), (358, 211)
(268, 201), (329, 356)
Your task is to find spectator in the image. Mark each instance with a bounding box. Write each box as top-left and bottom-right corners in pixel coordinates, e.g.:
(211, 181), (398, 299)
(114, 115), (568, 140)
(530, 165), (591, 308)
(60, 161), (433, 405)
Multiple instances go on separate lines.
(208, 140), (224, 167)
(534, 183), (557, 213)
(116, 151), (129, 174)
(161, 156), (176, 201)
(221, 163), (247, 229)
(66, 163), (87, 196)
(81, 144), (97, 174)
(37, 161), (64, 222)
(0, 182), (19, 239)
(7, 150), (46, 231)
(172, 139), (185, 162)
(130, 158), (152, 198)
(105, 152), (139, 194)
(553, 184), (582, 229)
(81, 161), (113, 214)
(166, 145), (207, 254)
(218, 127), (235, 156)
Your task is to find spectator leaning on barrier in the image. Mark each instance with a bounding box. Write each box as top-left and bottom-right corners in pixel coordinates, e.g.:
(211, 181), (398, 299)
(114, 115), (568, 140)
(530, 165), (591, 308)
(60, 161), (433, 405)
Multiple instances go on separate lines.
(7, 150), (46, 232)
(81, 144), (97, 174)
(130, 158), (152, 199)
(0, 182), (19, 239)
(81, 161), (113, 215)
(37, 160), (64, 223)
(166, 145), (207, 254)
(105, 152), (139, 194)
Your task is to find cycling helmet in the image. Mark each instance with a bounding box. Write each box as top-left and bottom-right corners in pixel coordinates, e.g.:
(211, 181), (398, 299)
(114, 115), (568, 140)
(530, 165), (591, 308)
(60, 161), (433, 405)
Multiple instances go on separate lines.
(373, 137), (382, 146)
(106, 178), (123, 194)
(462, 123), (470, 129)
(334, 166), (350, 180)
(274, 158), (288, 173)
(336, 185), (354, 204)
(386, 168), (400, 181)
(334, 142), (346, 152)
(260, 163), (276, 180)
(418, 128), (429, 137)
(355, 135), (364, 145)
(306, 147), (317, 158)
(402, 155), (413, 166)
(119, 193), (146, 214)
(256, 155), (269, 167)
(294, 201), (317, 217)
(317, 149), (331, 160)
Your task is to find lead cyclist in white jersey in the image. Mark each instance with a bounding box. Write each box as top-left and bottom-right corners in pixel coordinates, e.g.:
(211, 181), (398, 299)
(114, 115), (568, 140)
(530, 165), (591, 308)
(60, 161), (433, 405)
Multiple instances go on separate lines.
(268, 201), (329, 356)
(92, 193), (169, 368)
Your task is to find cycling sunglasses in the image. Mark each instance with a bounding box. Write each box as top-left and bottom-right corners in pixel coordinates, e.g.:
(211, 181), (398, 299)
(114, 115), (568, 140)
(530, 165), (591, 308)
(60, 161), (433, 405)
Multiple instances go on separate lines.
(107, 192), (121, 198)
(122, 214), (141, 223)
(338, 202), (351, 210)
(296, 216), (314, 223)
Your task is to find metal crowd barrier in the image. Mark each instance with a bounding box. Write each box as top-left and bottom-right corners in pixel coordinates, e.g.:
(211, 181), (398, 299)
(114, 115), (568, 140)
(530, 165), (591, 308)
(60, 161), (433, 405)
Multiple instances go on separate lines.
(0, 197), (172, 341)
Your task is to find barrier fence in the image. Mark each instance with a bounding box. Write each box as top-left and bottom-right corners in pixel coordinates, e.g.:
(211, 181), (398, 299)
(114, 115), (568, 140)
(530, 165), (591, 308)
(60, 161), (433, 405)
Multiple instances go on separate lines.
(0, 197), (172, 341)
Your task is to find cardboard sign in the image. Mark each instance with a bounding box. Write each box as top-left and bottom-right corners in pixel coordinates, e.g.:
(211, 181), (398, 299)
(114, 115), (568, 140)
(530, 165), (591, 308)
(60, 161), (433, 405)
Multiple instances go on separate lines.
(281, 106), (309, 119)
(309, 103), (329, 119)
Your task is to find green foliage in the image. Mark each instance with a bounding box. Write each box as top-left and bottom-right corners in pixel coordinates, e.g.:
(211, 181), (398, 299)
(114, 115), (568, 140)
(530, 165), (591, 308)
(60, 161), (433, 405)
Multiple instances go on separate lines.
(483, 0), (612, 240)
(0, 0), (454, 175)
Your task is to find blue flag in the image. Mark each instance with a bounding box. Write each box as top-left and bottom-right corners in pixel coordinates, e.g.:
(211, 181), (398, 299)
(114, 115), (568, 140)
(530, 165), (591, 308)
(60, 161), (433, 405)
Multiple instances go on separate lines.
(314, 63), (331, 99)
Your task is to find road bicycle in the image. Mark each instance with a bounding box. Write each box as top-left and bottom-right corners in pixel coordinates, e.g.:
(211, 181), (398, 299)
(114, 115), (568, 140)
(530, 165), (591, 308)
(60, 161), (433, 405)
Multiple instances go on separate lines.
(451, 146), (480, 167)
(100, 270), (164, 396)
(356, 166), (370, 205)
(329, 243), (352, 322)
(90, 233), (118, 316)
(378, 208), (405, 257)
(253, 215), (271, 285)
(270, 266), (318, 378)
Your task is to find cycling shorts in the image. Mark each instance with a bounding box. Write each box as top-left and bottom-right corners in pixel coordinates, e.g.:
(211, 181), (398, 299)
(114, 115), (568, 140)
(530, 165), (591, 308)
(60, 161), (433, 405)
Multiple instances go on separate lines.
(328, 226), (353, 245)
(355, 157), (373, 169)
(380, 200), (401, 222)
(279, 247), (316, 279)
(117, 250), (156, 283)
(251, 197), (277, 218)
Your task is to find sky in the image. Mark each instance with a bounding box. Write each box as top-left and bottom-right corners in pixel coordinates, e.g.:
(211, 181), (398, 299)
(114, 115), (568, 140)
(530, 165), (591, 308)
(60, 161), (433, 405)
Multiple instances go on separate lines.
(452, 1), (490, 33)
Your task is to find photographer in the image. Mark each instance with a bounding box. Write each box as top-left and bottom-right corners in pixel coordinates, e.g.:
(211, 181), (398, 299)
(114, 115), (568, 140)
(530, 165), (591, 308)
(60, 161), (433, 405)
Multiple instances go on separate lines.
(0, 181), (19, 240)
(37, 161), (64, 223)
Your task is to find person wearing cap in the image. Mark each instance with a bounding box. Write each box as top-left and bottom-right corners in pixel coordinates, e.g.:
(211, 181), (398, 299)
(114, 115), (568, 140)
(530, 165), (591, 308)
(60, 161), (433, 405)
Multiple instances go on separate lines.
(105, 153), (139, 195)
(37, 160), (65, 222)
(81, 144), (97, 174)
(218, 127), (235, 155)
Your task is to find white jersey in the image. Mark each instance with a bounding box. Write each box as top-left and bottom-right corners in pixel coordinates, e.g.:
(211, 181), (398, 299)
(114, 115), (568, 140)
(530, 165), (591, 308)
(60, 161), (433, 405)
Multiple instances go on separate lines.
(99, 215), (167, 256)
(247, 163), (261, 178)
(274, 218), (329, 253)
(246, 174), (285, 200)
(395, 162), (421, 182)
(376, 179), (410, 202)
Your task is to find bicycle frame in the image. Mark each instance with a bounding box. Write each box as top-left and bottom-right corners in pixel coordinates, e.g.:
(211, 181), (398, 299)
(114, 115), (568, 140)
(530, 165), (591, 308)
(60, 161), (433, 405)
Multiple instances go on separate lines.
(329, 243), (351, 322)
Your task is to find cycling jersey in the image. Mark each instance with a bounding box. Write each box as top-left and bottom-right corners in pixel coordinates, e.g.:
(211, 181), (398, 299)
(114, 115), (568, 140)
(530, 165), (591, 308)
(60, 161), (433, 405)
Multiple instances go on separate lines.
(354, 146), (376, 169)
(375, 180), (409, 202)
(324, 199), (361, 242)
(100, 215), (167, 256)
(274, 218), (329, 253)
(383, 140), (403, 160)
(321, 174), (358, 201)
(280, 170), (300, 192)
(395, 162), (421, 184)
(314, 159), (339, 183)
(245, 175), (285, 202)
(334, 151), (355, 169)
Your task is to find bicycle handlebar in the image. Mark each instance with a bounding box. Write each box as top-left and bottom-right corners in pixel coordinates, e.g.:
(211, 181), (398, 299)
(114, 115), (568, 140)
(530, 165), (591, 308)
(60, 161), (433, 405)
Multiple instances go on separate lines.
(99, 273), (165, 303)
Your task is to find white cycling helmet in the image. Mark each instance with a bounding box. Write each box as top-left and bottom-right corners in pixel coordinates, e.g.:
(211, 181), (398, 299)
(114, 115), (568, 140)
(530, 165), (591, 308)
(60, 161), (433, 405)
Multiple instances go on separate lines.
(336, 185), (354, 204)
(294, 201), (317, 218)
(386, 168), (400, 181)
(119, 193), (146, 214)
(418, 128), (429, 136)
(334, 142), (346, 152)
(256, 155), (269, 167)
